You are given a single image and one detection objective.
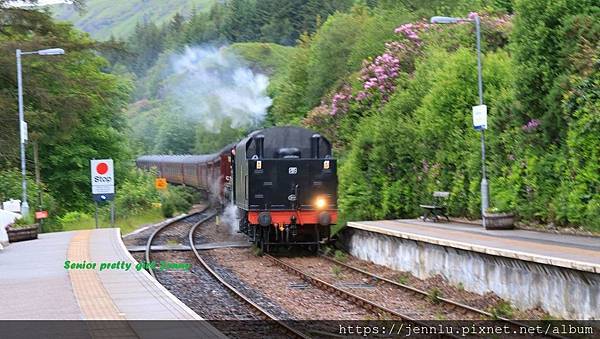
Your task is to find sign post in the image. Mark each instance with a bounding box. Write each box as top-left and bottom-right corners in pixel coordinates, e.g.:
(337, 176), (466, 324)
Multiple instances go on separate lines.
(91, 159), (115, 228)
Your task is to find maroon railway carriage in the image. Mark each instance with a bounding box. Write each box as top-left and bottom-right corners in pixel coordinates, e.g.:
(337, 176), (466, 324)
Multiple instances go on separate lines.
(136, 145), (233, 202)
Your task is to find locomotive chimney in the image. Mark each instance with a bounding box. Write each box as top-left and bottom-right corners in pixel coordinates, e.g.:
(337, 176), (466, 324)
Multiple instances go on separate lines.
(311, 134), (321, 158)
(255, 134), (265, 158)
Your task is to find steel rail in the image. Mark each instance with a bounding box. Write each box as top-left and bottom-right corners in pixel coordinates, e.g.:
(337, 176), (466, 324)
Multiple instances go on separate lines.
(144, 206), (209, 278)
(188, 216), (311, 339)
(263, 254), (462, 339)
(320, 254), (565, 339)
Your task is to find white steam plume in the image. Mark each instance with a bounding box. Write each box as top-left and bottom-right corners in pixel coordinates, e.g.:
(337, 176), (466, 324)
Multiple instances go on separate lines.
(166, 45), (272, 129)
(221, 203), (240, 235)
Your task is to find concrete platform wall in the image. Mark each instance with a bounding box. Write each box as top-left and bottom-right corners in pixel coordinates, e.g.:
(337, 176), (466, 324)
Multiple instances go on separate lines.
(340, 228), (599, 320)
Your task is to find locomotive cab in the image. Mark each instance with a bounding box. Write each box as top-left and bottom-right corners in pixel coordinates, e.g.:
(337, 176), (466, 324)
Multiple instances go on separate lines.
(233, 126), (338, 252)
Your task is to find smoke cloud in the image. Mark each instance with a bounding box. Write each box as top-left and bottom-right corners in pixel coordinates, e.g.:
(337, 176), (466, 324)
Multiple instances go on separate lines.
(165, 45), (272, 129)
(221, 203), (240, 235)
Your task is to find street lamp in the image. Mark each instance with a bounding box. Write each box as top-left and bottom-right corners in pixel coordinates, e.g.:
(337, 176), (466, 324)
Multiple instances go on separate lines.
(16, 47), (65, 216)
(430, 14), (489, 227)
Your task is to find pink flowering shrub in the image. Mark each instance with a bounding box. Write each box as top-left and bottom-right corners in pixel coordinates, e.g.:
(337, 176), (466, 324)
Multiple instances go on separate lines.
(522, 119), (541, 132)
(328, 20), (432, 116)
(321, 14), (512, 120)
(356, 53), (401, 103)
(393, 22), (431, 46)
(331, 85), (352, 116)
(303, 104), (340, 148)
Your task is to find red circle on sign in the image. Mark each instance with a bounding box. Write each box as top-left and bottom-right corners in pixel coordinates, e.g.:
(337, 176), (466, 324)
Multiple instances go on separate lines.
(96, 162), (108, 175)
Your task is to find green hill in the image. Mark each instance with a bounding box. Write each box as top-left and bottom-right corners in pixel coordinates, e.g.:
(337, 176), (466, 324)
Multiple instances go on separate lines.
(49, 0), (215, 40)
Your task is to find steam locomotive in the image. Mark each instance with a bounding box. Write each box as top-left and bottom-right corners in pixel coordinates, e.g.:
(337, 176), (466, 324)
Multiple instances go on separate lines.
(136, 126), (337, 251)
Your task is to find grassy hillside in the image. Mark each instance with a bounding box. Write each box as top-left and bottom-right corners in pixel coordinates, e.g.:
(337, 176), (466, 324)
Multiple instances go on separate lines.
(49, 0), (214, 40)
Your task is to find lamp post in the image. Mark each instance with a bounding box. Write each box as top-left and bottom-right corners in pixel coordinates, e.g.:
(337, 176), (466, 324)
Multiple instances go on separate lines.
(16, 48), (65, 216)
(430, 14), (489, 226)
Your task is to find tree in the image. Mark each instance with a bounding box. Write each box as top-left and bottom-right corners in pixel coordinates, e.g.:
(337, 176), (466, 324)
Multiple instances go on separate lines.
(0, 7), (132, 211)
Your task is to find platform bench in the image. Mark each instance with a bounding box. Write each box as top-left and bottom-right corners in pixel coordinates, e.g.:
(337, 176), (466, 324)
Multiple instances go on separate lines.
(420, 191), (450, 222)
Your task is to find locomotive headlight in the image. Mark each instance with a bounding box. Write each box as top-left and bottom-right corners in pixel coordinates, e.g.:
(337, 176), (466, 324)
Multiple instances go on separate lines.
(256, 160), (262, 169)
(323, 160), (330, 169)
(315, 196), (327, 209)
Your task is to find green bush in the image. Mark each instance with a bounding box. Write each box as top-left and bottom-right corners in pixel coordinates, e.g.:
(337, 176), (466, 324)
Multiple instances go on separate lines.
(12, 214), (36, 228)
(115, 168), (160, 217)
(57, 211), (93, 225)
(305, 7), (370, 108)
(158, 185), (195, 218)
(161, 200), (175, 218)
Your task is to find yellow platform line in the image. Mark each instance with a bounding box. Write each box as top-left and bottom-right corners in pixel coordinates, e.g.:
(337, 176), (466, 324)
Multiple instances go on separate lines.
(67, 230), (137, 338)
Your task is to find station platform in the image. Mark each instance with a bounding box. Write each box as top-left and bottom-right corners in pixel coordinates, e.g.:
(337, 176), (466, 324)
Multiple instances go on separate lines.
(344, 219), (600, 319)
(0, 228), (224, 336)
(348, 219), (600, 273)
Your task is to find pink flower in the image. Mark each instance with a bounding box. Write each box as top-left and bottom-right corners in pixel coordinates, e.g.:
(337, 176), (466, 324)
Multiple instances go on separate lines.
(522, 119), (541, 132)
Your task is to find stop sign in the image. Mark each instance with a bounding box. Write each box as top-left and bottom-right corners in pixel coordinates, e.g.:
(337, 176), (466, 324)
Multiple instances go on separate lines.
(90, 159), (114, 197)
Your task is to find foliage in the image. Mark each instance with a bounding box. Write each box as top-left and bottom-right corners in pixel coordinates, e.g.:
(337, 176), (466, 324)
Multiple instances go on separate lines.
(331, 264), (342, 278)
(160, 199), (175, 218)
(9, 0), (597, 233)
(427, 287), (443, 304)
(11, 213), (35, 227)
(488, 300), (514, 319)
(298, 4), (598, 231)
(58, 207), (164, 235)
(269, 34), (312, 124)
(396, 273), (409, 285)
(220, 0), (353, 46)
(511, 0), (599, 143)
(553, 65), (600, 230)
(160, 185), (194, 218)
(57, 211), (93, 226)
(226, 42), (296, 102)
(195, 119), (247, 154)
(115, 169), (161, 217)
(333, 249), (348, 262)
(305, 7), (371, 108)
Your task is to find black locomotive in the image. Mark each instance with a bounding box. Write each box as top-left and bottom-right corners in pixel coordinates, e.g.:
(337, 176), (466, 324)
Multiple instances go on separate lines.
(232, 126), (337, 251)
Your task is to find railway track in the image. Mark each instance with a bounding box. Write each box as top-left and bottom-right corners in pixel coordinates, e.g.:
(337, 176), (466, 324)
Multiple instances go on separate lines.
(266, 254), (564, 339)
(321, 255), (504, 318)
(144, 207), (212, 278)
(318, 254), (557, 334)
(144, 208), (309, 338)
(187, 215), (310, 339)
(263, 254), (451, 335)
